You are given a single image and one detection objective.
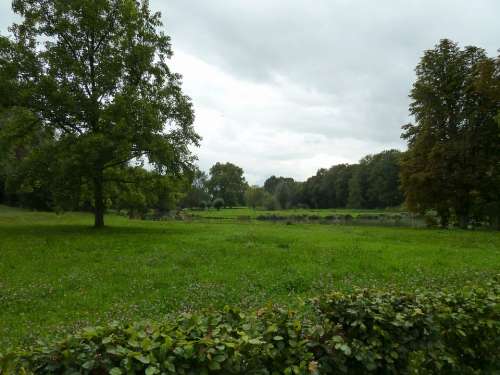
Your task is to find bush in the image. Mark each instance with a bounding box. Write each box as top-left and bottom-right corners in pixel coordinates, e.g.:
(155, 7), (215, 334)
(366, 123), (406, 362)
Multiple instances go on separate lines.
(343, 214), (353, 222)
(424, 210), (439, 228)
(212, 198), (224, 211)
(2, 283), (499, 374)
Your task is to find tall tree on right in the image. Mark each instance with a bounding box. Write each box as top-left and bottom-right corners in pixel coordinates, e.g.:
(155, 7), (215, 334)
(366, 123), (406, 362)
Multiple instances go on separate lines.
(400, 39), (500, 228)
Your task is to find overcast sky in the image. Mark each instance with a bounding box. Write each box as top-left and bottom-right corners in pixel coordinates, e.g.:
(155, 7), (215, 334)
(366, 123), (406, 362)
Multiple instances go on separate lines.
(1, 1), (499, 184)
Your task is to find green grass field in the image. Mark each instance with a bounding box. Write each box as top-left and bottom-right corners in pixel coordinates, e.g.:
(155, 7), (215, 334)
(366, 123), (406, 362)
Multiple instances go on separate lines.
(1, 205), (499, 349)
(185, 207), (396, 219)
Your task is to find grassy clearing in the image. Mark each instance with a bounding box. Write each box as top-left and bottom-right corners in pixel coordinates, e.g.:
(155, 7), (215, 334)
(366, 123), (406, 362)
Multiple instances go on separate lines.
(184, 207), (398, 219)
(1, 205), (499, 349)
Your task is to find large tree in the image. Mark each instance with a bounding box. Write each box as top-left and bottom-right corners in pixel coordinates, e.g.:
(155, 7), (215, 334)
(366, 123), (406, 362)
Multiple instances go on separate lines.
(0, 0), (199, 227)
(208, 162), (247, 207)
(401, 39), (499, 227)
(471, 56), (500, 228)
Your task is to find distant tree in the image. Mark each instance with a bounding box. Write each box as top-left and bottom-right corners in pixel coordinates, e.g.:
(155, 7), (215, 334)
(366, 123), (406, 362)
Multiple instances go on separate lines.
(329, 164), (354, 207)
(263, 192), (280, 211)
(212, 197), (224, 211)
(245, 185), (266, 209)
(295, 151), (402, 210)
(208, 162), (247, 207)
(365, 150), (404, 208)
(263, 176), (295, 194)
(302, 171), (325, 208)
(0, 0), (199, 227)
(181, 169), (210, 208)
(347, 164), (368, 209)
(274, 181), (292, 209)
(400, 39), (499, 227)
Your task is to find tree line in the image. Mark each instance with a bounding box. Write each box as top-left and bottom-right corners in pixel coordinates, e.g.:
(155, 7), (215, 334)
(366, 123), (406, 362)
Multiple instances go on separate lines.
(182, 40), (500, 229)
(0, 0), (498, 229)
(179, 149), (404, 211)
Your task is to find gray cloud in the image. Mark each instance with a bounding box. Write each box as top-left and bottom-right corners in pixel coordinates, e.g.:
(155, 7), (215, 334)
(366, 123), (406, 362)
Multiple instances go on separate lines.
(2, 1), (499, 184)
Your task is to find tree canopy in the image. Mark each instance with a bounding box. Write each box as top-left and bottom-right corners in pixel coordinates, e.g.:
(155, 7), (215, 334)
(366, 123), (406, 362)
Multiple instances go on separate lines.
(0, 0), (199, 227)
(400, 39), (500, 228)
(208, 162), (247, 207)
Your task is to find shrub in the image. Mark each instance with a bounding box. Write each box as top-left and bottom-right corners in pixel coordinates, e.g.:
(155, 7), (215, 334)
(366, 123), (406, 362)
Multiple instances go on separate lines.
(263, 194), (280, 211)
(343, 214), (353, 222)
(212, 198), (224, 211)
(2, 283), (499, 374)
(424, 210), (439, 228)
(356, 213), (380, 220)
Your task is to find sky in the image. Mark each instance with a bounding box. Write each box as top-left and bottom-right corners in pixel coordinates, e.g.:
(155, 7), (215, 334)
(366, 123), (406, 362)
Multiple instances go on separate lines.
(1, 1), (499, 185)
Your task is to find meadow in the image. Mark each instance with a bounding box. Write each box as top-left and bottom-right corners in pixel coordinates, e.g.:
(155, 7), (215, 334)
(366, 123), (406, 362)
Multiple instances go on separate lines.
(1, 205), (499, 349)
(184, 207), (395, 219)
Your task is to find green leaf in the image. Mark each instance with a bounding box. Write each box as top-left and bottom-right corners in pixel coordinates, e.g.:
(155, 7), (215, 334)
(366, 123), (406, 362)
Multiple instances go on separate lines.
(208, 361), (221, 370)
(133, 353), (150, 364)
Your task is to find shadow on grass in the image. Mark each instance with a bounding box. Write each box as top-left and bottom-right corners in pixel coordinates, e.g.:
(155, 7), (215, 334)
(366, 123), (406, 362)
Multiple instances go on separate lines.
(0, 223), (196, 237)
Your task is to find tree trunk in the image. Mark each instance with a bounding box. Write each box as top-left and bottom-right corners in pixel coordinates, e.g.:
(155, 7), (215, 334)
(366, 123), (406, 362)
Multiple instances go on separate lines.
(94, 173), (105, 228)
(437, 208), (449, 229)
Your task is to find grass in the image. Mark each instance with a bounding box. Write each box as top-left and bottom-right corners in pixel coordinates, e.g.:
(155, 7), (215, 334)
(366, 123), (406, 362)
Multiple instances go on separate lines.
(1, 205), (499, 349)
(185, 207), (398, 219)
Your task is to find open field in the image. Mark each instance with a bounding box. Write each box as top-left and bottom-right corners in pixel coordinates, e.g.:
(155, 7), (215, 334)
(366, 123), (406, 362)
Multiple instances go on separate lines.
(184, 207), (400, 219)
(1, 205), (499, 349)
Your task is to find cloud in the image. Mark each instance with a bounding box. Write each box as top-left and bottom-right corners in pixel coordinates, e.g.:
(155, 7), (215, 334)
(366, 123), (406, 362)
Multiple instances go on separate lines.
(170, 51), (403, 183)
(156, 0), (499, 183)
(1, 0), (499, 184)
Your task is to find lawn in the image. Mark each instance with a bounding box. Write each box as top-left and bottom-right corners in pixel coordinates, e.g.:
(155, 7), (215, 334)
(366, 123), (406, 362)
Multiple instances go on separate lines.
(1, 205), (499, 349)
(184, 207), (398, 219)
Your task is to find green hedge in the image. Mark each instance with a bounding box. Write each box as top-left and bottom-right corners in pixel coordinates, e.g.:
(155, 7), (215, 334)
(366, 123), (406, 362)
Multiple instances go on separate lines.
(2, 283), (499, 374)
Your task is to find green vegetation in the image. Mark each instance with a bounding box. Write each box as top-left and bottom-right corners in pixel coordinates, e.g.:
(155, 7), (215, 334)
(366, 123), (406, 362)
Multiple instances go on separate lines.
(3, 284), (499, 373)
(185, 207), (397, 219)
(0, 1), (499, 370)
(401, 40), (500, 228)
(0, 0), (199, 228)
(1, 205), (499, 350)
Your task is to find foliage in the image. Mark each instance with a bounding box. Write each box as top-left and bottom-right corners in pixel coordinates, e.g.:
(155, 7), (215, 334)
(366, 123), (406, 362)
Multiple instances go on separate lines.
(263, 192), (281, 210)
(263, 176), (295, 194)
(261, 176), (302, 210)
(207, 162), (247, 207)
(0, 0), (199, 227)
(180, 169), (210, 209)
(2, 282), (499, 374)
(301, 151), (403, 210)
(110, 167), (188, 218)
(212, 197), (224, 211)
(311, 283), (500, 373)
(1, 206), (499, 349)
(244, 185), (267, 209)
(401, 39), (500, 228)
